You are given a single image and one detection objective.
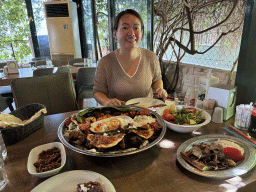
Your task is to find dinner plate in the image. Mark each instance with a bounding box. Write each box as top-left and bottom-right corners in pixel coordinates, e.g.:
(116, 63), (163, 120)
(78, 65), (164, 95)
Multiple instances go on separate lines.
(31, 170), (116, 192)
(125, 97), (165, 108)
(177, 134), (256, 179)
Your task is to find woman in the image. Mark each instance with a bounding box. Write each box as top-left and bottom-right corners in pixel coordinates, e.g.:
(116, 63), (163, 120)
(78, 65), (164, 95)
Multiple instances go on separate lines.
(93, 9), (167, 106)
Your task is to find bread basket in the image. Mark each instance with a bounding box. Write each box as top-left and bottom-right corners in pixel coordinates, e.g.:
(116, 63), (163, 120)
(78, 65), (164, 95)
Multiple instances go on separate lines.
(0, 103), (46, 146)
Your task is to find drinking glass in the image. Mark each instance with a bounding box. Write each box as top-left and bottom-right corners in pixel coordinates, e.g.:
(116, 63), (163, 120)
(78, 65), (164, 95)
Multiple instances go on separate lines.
(84, 58), (88, 67)
(0, 146), (7, 190)
(0, 131), (7, 160)
(174, 91), (187, 105)
(87, 58), (93, 66)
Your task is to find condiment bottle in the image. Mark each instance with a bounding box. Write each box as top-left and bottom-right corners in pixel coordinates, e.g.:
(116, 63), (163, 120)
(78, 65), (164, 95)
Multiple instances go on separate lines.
(197, 70), (219, 101)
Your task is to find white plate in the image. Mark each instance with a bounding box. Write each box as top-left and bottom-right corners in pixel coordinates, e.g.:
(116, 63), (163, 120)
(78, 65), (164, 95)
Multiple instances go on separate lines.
(177, 134), (256, 178)
(31, 170), (116, 192)
(125, 97), (165, 108)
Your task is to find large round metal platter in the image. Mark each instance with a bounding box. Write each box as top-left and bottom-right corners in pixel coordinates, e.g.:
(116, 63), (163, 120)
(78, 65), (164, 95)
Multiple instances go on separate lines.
(58, 106), (166, 157)
(177, 134), (256, 179)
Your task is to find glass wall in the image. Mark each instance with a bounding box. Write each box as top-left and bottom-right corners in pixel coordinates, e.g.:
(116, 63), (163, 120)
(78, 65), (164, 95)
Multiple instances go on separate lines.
(82, 0), (97, 61)
(115, 0), (152, 50)
(0, 0), (33, 63)
(31, 0), (50, 59)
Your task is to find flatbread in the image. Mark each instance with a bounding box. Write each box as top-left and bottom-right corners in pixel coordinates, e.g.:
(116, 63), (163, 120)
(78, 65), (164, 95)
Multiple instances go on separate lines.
(87, 133), (125, 148)
(0, 114), (23, 125)
(0, 108), (47, 128)
(131, 124), (154, 139)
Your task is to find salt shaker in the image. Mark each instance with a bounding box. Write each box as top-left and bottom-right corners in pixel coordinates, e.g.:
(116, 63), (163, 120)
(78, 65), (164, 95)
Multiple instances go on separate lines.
(212, 107), (223, 123)
(0, 131), (7, 160)
(0, 146), (7, 190)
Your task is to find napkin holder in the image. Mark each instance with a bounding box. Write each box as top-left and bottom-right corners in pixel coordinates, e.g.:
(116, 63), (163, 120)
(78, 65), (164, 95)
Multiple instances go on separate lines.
(206, 83), (237, 121)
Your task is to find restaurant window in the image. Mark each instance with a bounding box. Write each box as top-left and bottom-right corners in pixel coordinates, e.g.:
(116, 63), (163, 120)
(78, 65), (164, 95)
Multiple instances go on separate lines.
(95, 0), (110, 60)
(153, 0), (246, 71)
(115, 0), (152, 50)
(31, 0), (51, 59)
(0, 0), (33, 63)
(82, 0), (97, 62)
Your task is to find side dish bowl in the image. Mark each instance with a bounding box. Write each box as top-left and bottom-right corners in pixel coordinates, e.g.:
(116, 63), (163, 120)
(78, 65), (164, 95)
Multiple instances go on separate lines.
(27, 142), (66, 177)
(156, 105), (211, 133)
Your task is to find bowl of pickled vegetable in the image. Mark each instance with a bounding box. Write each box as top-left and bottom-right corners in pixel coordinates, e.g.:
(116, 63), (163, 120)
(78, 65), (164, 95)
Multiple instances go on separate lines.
(156, 105), (211, 133)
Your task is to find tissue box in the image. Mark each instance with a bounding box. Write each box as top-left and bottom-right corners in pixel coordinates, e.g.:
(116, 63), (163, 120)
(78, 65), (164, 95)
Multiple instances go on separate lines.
(206, 84), (237, 120)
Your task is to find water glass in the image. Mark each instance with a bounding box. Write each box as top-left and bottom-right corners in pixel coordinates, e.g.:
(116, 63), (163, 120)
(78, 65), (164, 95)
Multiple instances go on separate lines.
(0, 146), (7, 190)
(0, 131), (7, 160)
(234, 104), (253, 130)
(87, 58), (93, 66)
(174, 91), (187, 105)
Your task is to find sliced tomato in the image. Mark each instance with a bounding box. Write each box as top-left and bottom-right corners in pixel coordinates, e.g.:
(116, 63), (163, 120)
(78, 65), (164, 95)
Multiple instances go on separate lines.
(162, 113), (175, 122)
(223, 147), (244, 162)
(185, 108), (197, 113)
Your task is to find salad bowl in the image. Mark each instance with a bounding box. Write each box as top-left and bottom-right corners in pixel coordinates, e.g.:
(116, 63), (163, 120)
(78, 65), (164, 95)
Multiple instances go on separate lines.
(156, 105), (211, 133)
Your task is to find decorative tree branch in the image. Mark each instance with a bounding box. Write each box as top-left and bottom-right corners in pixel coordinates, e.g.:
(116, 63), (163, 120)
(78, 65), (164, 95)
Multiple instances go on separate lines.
(154, 0), (246, 92)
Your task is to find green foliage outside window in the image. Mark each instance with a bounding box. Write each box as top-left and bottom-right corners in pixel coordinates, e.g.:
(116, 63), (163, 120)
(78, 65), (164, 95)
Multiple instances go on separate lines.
(0, 0), (32, 62)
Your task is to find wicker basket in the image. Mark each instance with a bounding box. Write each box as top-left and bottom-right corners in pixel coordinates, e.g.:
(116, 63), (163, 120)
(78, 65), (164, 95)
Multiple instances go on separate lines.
(0, 103), (46, 146)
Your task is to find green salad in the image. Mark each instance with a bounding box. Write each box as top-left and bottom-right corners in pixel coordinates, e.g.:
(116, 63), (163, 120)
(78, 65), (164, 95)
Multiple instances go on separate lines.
(173, 107), (205, 125)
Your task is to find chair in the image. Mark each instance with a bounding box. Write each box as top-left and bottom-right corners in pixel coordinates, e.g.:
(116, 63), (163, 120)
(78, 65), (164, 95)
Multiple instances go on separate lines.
(33, 68), (54, 77)
(55, 67), (71, 74)
(35, 60), (47, 67)
(0, 86), (14, 112)
(0, 62), (7, 68)
(52, 60), (64, 67)
(76, 67), (96, 109)
(0, 94), (14, 112)
(68, 58), (84, 66)
(11, 73), (79, 115)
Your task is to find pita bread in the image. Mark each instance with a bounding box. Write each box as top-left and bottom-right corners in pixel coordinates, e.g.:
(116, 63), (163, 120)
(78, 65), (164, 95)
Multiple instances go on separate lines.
(0, 108), (47, 128)
(131, 124), (154, 139)
(87, 133), (125, 148)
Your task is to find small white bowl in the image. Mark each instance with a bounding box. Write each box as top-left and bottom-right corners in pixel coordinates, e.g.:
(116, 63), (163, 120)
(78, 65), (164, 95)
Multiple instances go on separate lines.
(27, 142), (66, 177)
(156, 105), (211, 133)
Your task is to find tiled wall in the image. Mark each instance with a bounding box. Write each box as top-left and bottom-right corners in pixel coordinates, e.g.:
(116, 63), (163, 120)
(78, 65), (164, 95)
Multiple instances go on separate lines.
(163, 62), (236, 92)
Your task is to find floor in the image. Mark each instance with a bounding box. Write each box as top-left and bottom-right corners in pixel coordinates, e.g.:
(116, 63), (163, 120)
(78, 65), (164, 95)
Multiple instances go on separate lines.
(1, 98), (99, 114)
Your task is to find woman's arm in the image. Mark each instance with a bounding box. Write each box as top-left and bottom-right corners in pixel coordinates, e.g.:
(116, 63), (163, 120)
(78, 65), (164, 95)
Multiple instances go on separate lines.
(94, 92), (125, 106)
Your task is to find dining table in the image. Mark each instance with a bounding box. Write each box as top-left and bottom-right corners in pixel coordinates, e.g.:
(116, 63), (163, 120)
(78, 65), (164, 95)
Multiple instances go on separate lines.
(0, 67), (80, 86)
(3, 108), (256, 192)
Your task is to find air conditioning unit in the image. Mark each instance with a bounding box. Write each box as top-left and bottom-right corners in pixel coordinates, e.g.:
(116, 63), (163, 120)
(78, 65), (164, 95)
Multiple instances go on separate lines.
(43, 1), (82, 61)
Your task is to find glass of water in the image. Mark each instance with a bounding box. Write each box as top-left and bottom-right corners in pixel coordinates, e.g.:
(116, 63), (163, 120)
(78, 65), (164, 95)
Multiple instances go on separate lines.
(0, 146), (7, 190)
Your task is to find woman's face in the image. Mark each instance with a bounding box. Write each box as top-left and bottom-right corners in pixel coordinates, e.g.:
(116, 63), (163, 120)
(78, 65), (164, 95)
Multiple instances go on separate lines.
(114, 14), (143, 50)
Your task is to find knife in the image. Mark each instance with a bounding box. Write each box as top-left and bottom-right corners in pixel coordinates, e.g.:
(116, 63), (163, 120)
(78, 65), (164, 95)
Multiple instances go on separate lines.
(223, 127), (256, 148)
(229, 125), (256, 145)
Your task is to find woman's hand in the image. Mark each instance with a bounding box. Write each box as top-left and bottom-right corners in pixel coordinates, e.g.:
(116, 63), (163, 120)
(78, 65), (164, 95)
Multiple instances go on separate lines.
(104, 98), (125, 106)
(154, 88), (168, 99)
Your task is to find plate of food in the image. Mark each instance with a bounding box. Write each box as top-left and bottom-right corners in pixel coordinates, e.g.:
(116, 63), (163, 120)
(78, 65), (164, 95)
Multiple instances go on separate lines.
(125, 97), (166, 109)
(58, 106), (166, 157)
(156, 104), (211, 133)
(31, 170), (116, 192)
(177, 134), (256, 178)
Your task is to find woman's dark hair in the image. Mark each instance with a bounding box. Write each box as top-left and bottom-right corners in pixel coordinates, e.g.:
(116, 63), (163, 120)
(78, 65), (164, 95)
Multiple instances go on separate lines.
(113, 9), (144, 38)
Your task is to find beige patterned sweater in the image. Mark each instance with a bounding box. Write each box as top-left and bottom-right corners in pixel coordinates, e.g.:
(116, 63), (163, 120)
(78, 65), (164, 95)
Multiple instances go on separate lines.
(93, 48), (162, 102)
